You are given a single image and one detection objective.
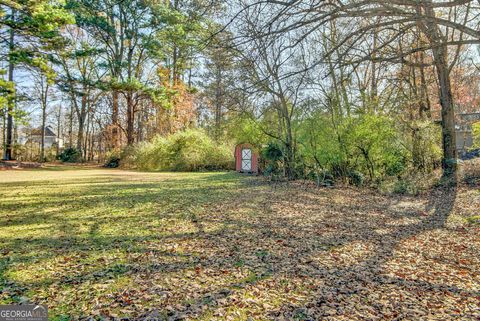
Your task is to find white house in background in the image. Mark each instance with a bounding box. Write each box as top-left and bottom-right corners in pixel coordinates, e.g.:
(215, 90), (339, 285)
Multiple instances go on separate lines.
(24, 126), (64, 149)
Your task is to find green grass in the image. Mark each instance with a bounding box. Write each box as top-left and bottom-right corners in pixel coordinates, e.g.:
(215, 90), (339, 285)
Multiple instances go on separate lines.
(466, 215), (480, 225)
(0, 168), (253, 319)
(1, 167), (478, 320)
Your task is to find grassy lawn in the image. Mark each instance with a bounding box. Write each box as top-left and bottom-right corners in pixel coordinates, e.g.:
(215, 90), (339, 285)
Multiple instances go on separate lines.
(0, 167), (479, 320)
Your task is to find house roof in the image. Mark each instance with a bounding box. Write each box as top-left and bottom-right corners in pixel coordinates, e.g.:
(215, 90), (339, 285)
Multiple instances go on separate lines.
(31, 126), (56, 137)
(458, 113), (480, 123)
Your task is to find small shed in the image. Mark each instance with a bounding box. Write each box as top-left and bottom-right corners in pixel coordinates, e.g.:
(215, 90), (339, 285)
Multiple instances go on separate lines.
(234, 143), (259, 174)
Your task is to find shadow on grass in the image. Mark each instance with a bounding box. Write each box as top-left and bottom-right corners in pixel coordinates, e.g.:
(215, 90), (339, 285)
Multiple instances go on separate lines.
(0, 172), (247, 304)
(148, 185), (464, 320)
(0, 170), (471, 319)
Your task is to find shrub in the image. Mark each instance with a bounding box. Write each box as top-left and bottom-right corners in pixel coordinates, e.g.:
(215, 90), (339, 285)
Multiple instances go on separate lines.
(342, 113), (408, 180)
(405, 121), (442, 171)
(15, 143), (58, 162)
(309, 169), (334, 186)
(261, 142), (284, 177)
(378, 171), (441, 195)
(104, 151), (121, 168)
(118, 146), (136, 168)
(134, 136), (169, 171)
(262, 142), (283, 162)
(472, 122), (480, 149)
(348, 170), (365, 187)
(167, 130), (214, 171)
(298, 112), (409, 185)
(129, 129), (233, 171)
(462, 159), (480, 186)
(392, 179), (418, 195)
(57, 147), (81, 163)
(297, 112), (345, 175)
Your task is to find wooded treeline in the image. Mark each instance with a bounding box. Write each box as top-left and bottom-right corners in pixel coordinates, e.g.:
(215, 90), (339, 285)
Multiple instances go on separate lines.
(1, 0), (480, 184)
(0, 0), (225, 162)
(224, 0), (480, 181)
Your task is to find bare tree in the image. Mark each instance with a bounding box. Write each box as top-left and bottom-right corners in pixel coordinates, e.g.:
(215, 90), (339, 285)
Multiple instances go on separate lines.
(233, 5), (309, 178)
(56, 26), (103, 159)
(238, 0), (480, 178)
(31, 70), (50, 162)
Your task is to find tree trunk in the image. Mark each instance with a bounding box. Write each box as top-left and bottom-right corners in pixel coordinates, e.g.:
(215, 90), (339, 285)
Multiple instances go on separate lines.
(370, 19), (379, 113)
(40, 102), (46, 162)
(69, 103), (73, 148)
(4, 13), (15, 161)
(77, 116), (85, 158)
(40, 81), (49, 162)
(2, 110), (6, 156)
(84, 109), (90, 161)
(76, 94), (87, 160)
(214, 67), (222, 139)
(56, 106), (61, 157)
(284, 125), (294, 179)
(433, 50), (457, 178)
(419, 52), (431, 119)
(280, 97), (294, 179)
(112, 90), (120, 149)
(126, 93), (135, 145)
(421, 2), (457, 178)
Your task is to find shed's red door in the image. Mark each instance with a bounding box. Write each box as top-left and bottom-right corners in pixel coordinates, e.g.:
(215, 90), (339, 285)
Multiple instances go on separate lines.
(235, 143), (258, 173)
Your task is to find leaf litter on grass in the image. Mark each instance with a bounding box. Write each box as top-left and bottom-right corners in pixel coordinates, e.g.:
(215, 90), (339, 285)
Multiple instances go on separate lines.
(0, 168), (478, 320)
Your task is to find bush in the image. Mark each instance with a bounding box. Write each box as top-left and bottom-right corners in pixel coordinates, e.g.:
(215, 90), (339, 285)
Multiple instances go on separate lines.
(378, 171), (441, 195)
(392, 179), (418, 195)
(472, 122), (480, 150)
(262, 142), (283, 162)
(462, 159), (480, 186)
(128, 129), (233, 171)
(342, 114), (408, 180)
(57, 147), (81, 163)
(298, 112), (409, 185)
(15, 143), (58, 162)
(104, 151), (121, 168)
(261, 142), (284, 177)
(405, 121), (442, 171)
(308, 169), (334, 186)
(134, 136), (169, 171)
(348, 170), (365, 187)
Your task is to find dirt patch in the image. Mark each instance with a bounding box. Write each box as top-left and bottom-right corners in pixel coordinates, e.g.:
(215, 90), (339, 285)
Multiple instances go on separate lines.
(0, 161), (41, 170)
